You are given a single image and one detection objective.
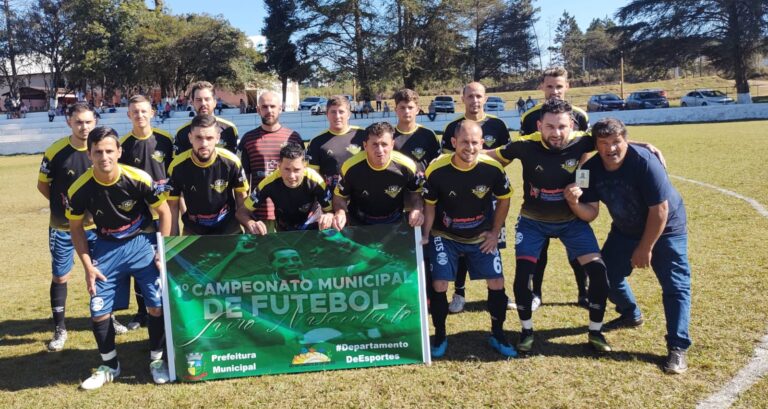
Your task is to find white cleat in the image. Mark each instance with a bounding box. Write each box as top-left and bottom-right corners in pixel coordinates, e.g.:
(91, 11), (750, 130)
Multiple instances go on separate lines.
(81, 364), (120, 390)
(150, 359), (170, 384)
(47, 327), (67, 352)
(448, 294), (466, 313)
(531, 295), (542, 312)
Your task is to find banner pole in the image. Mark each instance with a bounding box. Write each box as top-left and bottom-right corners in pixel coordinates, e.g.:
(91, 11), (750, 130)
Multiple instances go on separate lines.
(414, 226), (432, 365)
(158, 232), (177, 381)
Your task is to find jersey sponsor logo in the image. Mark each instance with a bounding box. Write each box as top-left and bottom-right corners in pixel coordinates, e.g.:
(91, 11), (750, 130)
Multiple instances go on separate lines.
(117, 200), (137, 212)
(471, 185), (490, 199)
(346, 144), (361, 155)
(561, 158), (578, 174)
(411, 147), (426, 160)
(442, 213), (485, 230)
(40, 159), (50, 174)
(210, 179), (229, 194)
(530, 185), (565, 201)
(152, 150), (166, 163)
(384, 185), (402, 199)
(483, 135), (496, 147)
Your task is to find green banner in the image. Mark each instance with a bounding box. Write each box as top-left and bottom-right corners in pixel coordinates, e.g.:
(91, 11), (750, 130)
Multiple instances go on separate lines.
(160, 222), (430, 382)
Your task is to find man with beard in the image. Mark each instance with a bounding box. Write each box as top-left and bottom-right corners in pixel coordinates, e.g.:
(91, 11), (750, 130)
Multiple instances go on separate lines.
(174, 81), (239, 155)
(238, 91), (304, 233)
(166, 114), (249, 235)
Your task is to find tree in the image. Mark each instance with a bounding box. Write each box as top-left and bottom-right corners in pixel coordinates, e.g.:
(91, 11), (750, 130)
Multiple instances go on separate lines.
(582, 18), (620, 72)
(262, 0), (310, 106)
(464, 0), (506, 81)
(549, 11), (583, 74)
(27, 0), (73, 105)
(616, 0), (768, 102)
(0, 0), (27, 100)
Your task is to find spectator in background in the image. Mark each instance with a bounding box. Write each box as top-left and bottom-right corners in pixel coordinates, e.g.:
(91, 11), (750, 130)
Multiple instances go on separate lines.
(48, 107), (56, 122)
(19, 101), (28, 118)
(525, 96), (535, 110)
(216, 97), (223, 116)
(382, 101), (390, 117)
(427, 100), (437, 122)
(239, 98), (246, 114)
(517, 97), (526, 115)
(375, 92), (383, 111)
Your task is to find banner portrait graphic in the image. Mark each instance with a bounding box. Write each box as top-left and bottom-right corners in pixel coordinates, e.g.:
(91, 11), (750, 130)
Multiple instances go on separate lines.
(160, 222), (431, 382)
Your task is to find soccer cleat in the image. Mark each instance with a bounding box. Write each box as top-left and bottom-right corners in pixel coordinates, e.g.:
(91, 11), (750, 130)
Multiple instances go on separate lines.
(588, 330), (612, 352)
(112, 316), (128, 335)
(431, 338), (448, 358)
(517, 329), (534, 353)
(507, 299), (517, 310)
(47, 327), (67, 352)
(81, 363), (120, 390)
(577, 296), (590, 310)
(489, 336), (518, 358)
(603, 314), (644, 331)
(150, 359), (170, 384)
(664, 349), (688, 374)
(448, 294), (466, 313)
(531, 294), (542, 312)
(127, 313), (148, 331)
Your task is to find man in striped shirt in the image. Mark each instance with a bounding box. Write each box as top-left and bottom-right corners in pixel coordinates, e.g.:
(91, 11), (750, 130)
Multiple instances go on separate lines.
(237, 91), (303, 233)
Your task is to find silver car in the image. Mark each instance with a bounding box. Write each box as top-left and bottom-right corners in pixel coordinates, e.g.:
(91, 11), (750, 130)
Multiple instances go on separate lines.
(433, 96), (455, 113)
(484, 96), (505, 112)
(680, 90), (734, 107)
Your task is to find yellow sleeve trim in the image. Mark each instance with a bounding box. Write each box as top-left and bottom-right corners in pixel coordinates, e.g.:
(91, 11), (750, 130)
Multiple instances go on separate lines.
(340, 151), (367, 176)
(424, 154), (453, 178)
(425, 199), (437, 205)
(305, 168), (327, 189)
(65, 210), (84, 220)
(38, 173), (52, 183)
(258, 170), (282, 190)
(391, 151), (417, 174)
(495, 192), (513, 200)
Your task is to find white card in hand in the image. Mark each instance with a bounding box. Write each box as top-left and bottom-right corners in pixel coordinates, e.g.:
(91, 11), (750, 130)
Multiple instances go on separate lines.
(575, 169), (589, 188)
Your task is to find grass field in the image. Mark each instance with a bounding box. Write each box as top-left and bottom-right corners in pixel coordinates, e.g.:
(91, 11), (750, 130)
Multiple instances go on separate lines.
(1, 120), (767, 408)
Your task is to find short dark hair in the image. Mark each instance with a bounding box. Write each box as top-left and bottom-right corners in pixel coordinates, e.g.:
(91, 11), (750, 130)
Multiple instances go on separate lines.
(364, 122), (395, 142)
(268, 247), (298, 263)
(326, 95), (350, 110)
(190, 81), (215, 100)
(541, 66), (568, 82)
(279, 143), (306, 161)
(540, 98), (572, 117)
(67, 102), (95, 118)
(87, 127), (120, 151)
(190, 114), (219, 132)
(393, 89), (418, 105)
(591, 118), (628, 139)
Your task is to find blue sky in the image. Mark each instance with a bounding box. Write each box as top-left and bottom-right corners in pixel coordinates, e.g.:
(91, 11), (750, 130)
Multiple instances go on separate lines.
(162, 0), (630, 63)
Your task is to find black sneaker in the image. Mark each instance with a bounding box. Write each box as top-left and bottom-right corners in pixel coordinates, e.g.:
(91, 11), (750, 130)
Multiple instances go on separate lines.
(603, 314), (644, 331)
(588, 330), (612, 352)
(664, 349), (688, 374)
(127, 313), (148, 331)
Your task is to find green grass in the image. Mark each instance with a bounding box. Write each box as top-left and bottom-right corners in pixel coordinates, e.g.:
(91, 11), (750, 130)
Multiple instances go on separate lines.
(1, 121), (767, 407)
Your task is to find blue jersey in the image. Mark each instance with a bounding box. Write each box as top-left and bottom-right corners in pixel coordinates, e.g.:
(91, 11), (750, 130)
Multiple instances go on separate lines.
(580, 144), (686, 239)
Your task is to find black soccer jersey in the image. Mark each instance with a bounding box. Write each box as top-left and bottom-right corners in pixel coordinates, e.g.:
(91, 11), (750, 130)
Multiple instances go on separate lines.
(423, 154), (512, 243)
(306, 126), (367, 188)
(244, 167), (331, 231)
(336, 151), (421, 225)
(519, 103), (589, 136)
(173, 116), (239, 155)
(66, 165), (165, 240)
(167, 148), (249, 234)
(39, 137), (94, 230)
(440, 114), (511, 153)
(496, 131), (593, 222)
(393, 124), (441, 174)
(119, 128), (174, 183)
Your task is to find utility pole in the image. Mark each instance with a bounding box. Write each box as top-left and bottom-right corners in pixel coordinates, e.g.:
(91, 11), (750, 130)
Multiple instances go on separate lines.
(620, 51), (625, 100)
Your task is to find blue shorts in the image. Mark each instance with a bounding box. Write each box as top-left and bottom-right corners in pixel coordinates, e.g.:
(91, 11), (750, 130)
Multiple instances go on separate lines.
(49, 228), (97, 277)
(428, 235), (503, 281)
(88, 233), (162, 317)
(514, 216), (600, 262)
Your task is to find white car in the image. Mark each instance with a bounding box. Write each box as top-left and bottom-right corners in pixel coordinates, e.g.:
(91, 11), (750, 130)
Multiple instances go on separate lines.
(484, 96), (505, 112)
(680, 90), (735, 107)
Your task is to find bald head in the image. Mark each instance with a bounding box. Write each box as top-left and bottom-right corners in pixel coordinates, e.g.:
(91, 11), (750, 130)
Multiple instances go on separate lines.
(455, 119), (482, 141)
(258, 91), (281, 106)
(462, 82), (487, 118)
(258, 91), (282, 128)
(451, 120), (484, 167)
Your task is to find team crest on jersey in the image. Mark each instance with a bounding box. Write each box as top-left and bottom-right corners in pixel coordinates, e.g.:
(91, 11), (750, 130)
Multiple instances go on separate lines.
(384, 185), (402, 198)
(561, 159), (578, 173)
(40, 160), (50, 174)
(483, 135), (496, 147)
(346, 144), (361, 155)
(151, 150), (166, 163)
(411, 147), (426, 160)
(299, 202), (313, 213)
(210, 179), (229, 193)
(472, 185), (490, 199)
(249, 189), (260, 204)
(117, 200), (137, 212)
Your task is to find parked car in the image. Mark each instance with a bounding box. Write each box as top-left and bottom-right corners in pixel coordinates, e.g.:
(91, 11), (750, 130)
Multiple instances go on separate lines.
(625, 90), (669, 110)
(587, 93), (625, 112)
(680, 89), (735, 107)
(432, 95), (455, 113)
(299, 96), (328, 111)
(484, 96), (505, 112)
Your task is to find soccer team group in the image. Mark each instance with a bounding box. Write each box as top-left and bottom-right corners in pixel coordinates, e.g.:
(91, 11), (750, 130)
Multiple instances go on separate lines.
(37, 67), (692, 390)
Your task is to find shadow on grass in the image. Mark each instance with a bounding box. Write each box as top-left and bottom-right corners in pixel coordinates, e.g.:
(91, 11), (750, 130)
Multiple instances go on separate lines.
(462, 299), (587, 312)
(0, 339), (158, 391)
(0, 317), (95, 338)
(435, 328), (663, 367)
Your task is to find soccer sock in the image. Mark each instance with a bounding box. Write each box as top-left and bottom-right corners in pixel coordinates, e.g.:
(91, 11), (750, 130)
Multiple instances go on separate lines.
(92, 317), (118, 369)
(50, 281), (67, 330)
(431, 290), (448, 344)
(570, 258), (588, 298)
(487, 288), (508, 341)
(514, 258), (537, 322)
(454, 258), (467, 297)
(147, 314), (165, 360)
(533, 239), (550, 296)
(583, 260), (609, 324)
(135, 279), (148, 316)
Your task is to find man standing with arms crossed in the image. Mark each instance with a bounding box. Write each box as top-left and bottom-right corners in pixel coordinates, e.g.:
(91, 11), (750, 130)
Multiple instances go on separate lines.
(67, 127), (172, 388)
(238, 91), (304, 233)
(565, 118), (691, 373)
(174, 81), (239, 155)
(422, 120), (515, 358)
(440, 82), (511, 314)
